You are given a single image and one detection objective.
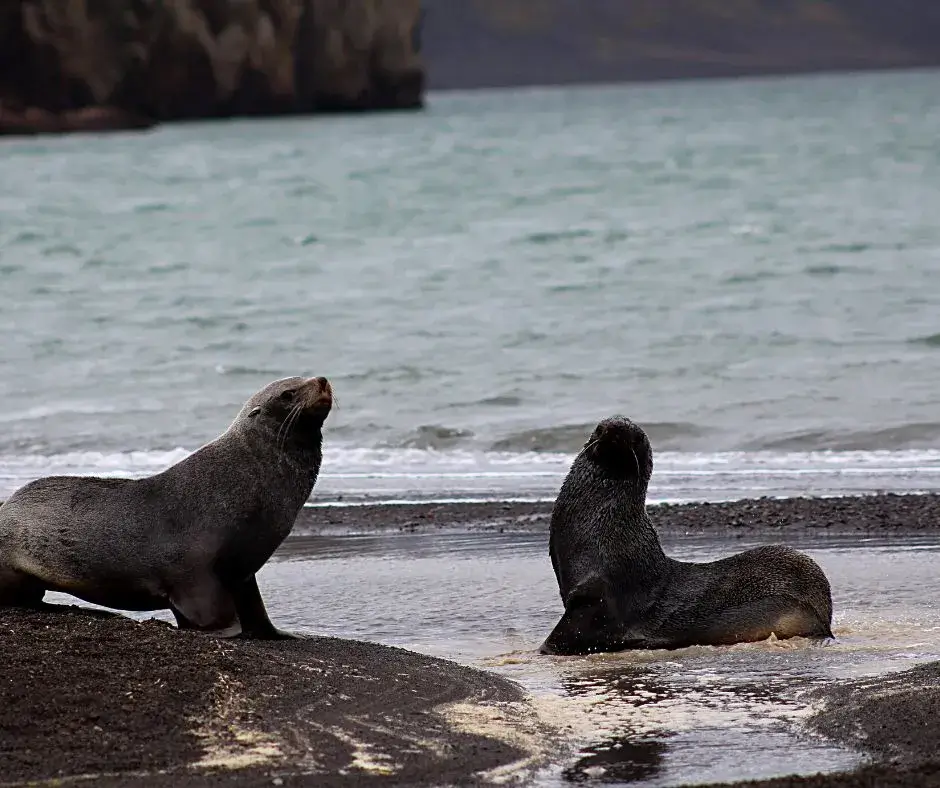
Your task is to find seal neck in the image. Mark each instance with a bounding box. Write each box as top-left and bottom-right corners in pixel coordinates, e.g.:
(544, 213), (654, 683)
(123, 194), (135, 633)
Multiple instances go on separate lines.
(608, 494), (669, 574)
(561, 462), (670, 582)
(229, 420), (324, 482)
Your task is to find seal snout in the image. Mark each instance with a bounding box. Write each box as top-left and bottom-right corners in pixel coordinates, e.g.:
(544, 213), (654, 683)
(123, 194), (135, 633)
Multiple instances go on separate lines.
(585, 416), (653, 481)
(301, 376), (333, 412)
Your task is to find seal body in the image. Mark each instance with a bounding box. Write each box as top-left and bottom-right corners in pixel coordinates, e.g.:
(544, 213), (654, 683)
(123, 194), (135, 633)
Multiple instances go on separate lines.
(541, 417), (834, 655)
(0, 376), (332, 639)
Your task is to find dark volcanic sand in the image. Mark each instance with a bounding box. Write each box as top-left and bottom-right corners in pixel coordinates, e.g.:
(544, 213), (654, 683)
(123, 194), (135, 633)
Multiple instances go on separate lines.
(299, 492), (940, 536)
(0, 607), (548, 786)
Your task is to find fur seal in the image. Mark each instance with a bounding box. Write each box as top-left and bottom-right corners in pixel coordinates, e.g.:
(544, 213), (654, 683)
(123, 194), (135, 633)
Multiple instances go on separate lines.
(0, 376), (332, 639)
(541, 416), (834, 655)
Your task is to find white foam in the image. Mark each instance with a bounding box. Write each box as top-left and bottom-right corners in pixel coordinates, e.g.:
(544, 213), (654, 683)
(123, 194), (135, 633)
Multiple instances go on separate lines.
(1, 446), (939, 502)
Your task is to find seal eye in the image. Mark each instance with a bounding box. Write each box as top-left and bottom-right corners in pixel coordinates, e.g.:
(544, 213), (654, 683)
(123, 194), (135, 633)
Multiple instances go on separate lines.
(280, 389), (296, 403)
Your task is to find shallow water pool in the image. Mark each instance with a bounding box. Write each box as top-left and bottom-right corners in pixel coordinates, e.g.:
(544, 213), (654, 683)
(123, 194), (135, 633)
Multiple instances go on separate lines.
(263, 532), (940, 786)
(47, 531), (940, 786)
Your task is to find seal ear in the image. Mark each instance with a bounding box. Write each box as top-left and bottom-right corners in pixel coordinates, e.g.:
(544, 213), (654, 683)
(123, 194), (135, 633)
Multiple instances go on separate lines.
(247, 406), (262, 418)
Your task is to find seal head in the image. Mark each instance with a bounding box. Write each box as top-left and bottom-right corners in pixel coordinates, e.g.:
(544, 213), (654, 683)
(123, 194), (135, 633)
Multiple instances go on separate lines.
(237, 375), (333, 457)
(581, 416), (653, 484)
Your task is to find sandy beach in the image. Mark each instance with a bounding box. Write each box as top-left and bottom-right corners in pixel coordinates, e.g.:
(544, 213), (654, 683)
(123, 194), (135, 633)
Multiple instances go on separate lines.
(0, 606), (552, 786)
(3, 492), (940, 786)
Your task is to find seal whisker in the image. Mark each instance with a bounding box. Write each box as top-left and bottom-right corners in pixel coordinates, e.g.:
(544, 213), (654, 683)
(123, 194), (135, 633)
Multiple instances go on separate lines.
(276, 401), (300, 454)
(287, 402), (303, 440)
(278, 402), (304, 455)
(576, 438), (600, 460)
(630, 447), (641, 478)
(275, 405), (293, 452)
(288, 402), (303, 434)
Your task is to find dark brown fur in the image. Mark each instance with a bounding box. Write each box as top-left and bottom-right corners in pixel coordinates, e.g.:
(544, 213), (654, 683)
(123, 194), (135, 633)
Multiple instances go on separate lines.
(542, 416), (834, 655)
(0, 376), (332, 639)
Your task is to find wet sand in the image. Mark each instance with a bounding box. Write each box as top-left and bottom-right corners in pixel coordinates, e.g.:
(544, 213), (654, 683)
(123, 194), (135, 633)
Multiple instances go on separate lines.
(301, 492), (940, 536)
(3, 492), (940, 786)
(699, 661), (940, 787)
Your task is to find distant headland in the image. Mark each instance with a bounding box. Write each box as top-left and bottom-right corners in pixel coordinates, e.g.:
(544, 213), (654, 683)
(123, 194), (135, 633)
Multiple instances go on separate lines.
(0, 0), (424, 136)
(2, 1), (940, 137)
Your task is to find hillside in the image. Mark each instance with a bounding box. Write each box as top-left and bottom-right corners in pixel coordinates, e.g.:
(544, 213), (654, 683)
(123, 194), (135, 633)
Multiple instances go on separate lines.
(4, 1), (940, 136)
(422, 0), (940, 89)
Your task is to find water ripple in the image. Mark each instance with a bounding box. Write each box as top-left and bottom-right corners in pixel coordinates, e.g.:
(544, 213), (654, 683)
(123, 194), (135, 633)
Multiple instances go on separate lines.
(0, 72), (939, 469)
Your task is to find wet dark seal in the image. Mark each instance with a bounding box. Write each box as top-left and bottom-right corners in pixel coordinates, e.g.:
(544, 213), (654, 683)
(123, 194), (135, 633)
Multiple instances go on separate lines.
(0, 376), (332, 639)
(541, 416), (834, 655)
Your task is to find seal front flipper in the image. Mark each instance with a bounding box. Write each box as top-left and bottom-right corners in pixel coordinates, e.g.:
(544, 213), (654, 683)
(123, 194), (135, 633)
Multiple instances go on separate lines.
(0, 566), (46, 608)
(168, 575), (241, 638)
(539, 577), (622, 656)
(231, 574), (298, 640)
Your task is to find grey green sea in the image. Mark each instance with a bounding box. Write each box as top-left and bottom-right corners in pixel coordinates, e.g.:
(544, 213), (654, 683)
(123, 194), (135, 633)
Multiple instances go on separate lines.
(2, 69), (939, 503)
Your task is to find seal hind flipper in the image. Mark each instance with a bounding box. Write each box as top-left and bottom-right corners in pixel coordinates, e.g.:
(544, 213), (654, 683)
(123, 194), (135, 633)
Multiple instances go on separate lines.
(691, 594), (834, 647)
(231, 574), (297, 640)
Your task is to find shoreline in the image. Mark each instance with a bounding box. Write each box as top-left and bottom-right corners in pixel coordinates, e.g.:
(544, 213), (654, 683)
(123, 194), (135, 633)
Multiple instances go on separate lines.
(3, 492), (938, 535)
(699, 660), (940, 788)
(3, 491), (940, 786)
(3, 65), (939, 139)
(294, 492), (940, 537)
(0, 101), (425, 139)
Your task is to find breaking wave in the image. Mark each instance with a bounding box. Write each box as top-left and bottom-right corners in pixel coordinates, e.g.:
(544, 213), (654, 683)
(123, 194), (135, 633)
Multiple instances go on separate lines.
(2, 446), (939, 505)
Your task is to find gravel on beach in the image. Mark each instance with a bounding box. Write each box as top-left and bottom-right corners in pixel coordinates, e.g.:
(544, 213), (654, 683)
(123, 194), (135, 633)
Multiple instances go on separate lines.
(298, 492), (940, 536)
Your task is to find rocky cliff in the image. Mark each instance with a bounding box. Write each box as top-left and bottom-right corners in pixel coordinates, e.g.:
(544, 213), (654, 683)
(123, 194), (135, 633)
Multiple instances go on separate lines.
(422, 0), (940, 89)
(0, 0), (424, 135)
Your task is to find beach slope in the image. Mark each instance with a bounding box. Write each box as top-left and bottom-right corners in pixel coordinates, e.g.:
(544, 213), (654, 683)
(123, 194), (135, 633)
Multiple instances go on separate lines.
(0, 607), (551, 786)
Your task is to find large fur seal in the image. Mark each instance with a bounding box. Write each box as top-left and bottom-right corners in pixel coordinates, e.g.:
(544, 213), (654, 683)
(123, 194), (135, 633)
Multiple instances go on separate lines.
(541, 416), (834, 655)
(0, 376), (332, 639)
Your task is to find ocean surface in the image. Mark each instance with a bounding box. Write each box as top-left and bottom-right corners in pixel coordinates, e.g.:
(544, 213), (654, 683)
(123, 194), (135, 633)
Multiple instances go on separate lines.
(2, 69), (940, 503)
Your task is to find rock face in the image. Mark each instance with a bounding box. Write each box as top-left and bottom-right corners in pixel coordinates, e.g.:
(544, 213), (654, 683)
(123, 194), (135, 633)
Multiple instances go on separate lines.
(0, 0), (424, 135)
(421, 0), (940, 90)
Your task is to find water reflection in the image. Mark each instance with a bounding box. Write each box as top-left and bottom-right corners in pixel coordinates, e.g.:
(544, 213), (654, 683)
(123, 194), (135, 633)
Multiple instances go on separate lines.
(562, 738), (668, 784)
(557, 667), (671, 784)
(44, 530), (940, 786)
(550, 660), (823, 785)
